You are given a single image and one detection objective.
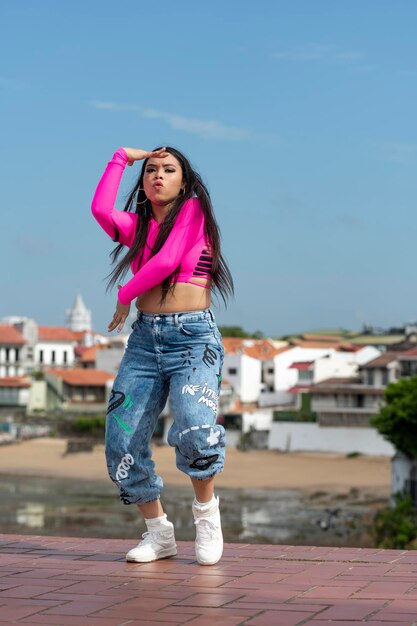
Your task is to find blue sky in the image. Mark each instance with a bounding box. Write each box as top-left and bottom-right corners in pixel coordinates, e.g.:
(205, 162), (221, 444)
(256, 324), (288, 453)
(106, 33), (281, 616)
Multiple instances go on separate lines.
(1, 1), (416, 337)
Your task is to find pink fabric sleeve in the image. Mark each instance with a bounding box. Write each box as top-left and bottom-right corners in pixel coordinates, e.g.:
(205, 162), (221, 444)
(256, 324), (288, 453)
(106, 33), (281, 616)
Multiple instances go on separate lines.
(117, 198), (205, 305)
(91, 148), (138, 247)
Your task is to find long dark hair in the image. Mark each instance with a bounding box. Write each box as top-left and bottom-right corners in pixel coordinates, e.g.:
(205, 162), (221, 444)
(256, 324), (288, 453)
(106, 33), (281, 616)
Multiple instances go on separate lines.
(107, 146), (234, 306)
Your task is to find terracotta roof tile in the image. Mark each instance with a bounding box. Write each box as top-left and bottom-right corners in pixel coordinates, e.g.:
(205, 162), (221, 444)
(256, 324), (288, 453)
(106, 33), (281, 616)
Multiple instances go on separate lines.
(244, 341), (290, 360)
(38, 326), (79, 342)
(46, 368), (114, 386)
(222, 337), (290, 359)
(361, 352), (400, 369)
(0, 325), (26, 346)
(337, 344), (363, 352)
(222, 337), (246, 354)
(0, 376), (31, 388)
(79, 345), (99, 363)
(228, 400), (258, 413)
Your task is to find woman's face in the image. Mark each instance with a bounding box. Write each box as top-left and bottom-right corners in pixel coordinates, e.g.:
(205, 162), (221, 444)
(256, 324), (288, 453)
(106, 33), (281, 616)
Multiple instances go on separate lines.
(143, 153), (184, 209)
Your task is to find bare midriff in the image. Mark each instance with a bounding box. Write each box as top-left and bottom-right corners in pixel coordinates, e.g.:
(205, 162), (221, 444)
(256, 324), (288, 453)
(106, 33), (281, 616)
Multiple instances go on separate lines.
(136, 278), (211, 314)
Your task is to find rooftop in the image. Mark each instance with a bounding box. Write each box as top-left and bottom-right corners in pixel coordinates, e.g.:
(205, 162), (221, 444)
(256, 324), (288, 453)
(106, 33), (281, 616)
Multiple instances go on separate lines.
(361, 352), (400, 369)
(46, 368), (114, 386)
(1, 533), (416, 625)
(311, 380), (385, 395)
(38, 326), (79, 343)
(0, 376), (31, 388)
(78, 345), (100, 364)
(399, 346), (417, 360)
(222, 338), (289, 359)
(0, 325), (26, 346)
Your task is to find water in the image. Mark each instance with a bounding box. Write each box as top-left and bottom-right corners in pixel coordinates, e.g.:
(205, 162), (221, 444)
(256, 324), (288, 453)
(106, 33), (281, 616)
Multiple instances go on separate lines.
(0, 475), (382, 546)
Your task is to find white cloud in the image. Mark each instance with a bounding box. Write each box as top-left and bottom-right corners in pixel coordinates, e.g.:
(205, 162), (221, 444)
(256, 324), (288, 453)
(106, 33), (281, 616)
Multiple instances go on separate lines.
(90, 101), (254, 141)
(274, 43), (364, 66)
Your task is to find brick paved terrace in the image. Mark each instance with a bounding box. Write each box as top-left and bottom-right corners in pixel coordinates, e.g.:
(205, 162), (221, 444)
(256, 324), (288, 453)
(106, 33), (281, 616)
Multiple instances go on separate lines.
(1, 535), (417, 625)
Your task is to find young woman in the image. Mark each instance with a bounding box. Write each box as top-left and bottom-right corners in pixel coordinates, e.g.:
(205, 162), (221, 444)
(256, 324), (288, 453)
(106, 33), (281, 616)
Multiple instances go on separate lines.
(91, 146), (233, 565)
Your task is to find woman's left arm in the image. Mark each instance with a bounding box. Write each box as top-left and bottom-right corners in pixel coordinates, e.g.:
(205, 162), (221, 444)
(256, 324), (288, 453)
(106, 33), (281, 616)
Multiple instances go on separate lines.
(108, 199), (204, 332)
(118, 198), (204, 305)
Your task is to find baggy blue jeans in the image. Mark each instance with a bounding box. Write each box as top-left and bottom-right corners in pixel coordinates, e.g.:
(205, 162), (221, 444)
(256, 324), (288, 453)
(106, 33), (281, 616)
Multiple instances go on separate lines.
(105, 308), (226, 505)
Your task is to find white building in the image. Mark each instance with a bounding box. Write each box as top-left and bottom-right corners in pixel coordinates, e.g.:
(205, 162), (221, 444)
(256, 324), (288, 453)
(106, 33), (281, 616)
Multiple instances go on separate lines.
(66, 294), (92, 332)
(222, 338), (285, 404)
(0, 325), (26, 377)
(0, 377), (31, 410)
(35, 327), (77, 369)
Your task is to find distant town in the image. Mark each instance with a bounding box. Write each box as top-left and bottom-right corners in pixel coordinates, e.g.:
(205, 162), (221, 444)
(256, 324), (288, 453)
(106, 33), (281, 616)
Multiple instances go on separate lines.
(1, 294), (417, 455)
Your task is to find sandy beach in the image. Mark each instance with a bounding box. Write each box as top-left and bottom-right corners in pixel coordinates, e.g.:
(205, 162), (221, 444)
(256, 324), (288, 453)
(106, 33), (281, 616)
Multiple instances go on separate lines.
(0, 438), (391, 497)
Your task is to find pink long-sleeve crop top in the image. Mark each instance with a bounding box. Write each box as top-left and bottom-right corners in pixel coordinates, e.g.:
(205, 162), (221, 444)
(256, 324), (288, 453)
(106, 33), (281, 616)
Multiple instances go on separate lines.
(91, 149), (213, 306)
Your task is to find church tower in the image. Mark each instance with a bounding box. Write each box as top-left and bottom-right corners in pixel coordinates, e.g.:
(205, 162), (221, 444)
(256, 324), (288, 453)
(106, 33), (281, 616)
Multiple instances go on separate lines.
(66, 294), (92, 331)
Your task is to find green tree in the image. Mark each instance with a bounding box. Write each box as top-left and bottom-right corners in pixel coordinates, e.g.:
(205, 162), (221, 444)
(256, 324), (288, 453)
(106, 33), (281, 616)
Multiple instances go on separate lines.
(371, 492), (417, 549)
(371, 376), (417, 459)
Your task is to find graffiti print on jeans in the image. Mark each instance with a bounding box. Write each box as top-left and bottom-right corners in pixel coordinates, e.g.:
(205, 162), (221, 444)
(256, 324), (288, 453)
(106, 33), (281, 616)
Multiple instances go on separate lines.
(202, 344), (217, 367)
(181, 382), (219, 414)
(107, 390), (134, 414)
(178, 425), (221, 447)
(206, 427), (221, 446)
(113, 413), (133, 434)
(115, 453), (134, 481)
(107, 390), (125, 414)
(119, 486), (132, 505)
(189, 454), (219, 471)
(216, 368), (222, 391)
(181, 345), (195, 367)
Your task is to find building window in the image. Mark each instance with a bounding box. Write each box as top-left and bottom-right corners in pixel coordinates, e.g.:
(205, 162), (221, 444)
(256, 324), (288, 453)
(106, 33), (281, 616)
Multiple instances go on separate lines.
(63, 351), (68, 365)
(228, 367), (237, 375)
(382, 370), (389, 386)
(366, 370), (374, 385)
(356, 395), (364, 408)
(39, 350), (44, 364)
(299, 370), (313, 382)
(51, 350), (56, 364)
(267, 368), (274, 374)
(5, 348), (10, 362)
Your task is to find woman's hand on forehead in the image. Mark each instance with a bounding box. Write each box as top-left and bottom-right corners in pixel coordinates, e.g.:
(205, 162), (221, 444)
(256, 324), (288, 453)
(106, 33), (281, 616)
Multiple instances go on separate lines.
(123, 147), (169, 167)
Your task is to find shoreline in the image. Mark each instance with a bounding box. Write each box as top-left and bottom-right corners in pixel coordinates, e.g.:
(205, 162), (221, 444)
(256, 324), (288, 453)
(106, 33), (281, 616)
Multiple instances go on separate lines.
(0, 437), (391, 498)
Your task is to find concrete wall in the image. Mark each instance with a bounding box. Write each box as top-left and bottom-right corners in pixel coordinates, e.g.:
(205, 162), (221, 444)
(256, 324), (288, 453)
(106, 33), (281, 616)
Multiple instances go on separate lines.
(314, 356), (356, 384)
(27, 381), (47, 413)
(242, 410), (273, 434)
(269, 422), (395, 455)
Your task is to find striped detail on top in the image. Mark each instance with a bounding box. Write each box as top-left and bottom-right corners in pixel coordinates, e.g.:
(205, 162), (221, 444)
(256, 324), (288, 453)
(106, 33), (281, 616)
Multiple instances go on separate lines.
(193, 248), (213, 278)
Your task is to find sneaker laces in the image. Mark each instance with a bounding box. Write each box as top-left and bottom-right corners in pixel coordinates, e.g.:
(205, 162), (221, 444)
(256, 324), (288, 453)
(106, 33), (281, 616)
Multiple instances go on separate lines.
(194, 517), (219, 542)
(138, 530), (156, 546)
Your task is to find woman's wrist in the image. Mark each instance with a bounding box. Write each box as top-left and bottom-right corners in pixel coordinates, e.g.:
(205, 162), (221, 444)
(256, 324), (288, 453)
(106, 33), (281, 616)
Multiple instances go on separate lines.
(115, 147), (129, 163)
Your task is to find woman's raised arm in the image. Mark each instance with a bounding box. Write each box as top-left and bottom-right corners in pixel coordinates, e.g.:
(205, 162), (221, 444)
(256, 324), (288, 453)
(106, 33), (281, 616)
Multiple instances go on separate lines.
(91, 147), (169, 247)
(91, 148), (138, 247)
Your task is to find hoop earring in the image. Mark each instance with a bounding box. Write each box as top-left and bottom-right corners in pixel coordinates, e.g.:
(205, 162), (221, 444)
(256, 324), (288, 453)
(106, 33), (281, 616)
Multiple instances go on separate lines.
(136, 188), (148, 205)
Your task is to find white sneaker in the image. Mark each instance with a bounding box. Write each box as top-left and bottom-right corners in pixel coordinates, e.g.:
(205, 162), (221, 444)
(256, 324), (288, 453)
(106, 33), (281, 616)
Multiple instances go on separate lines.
(126, 518), (177, 563)
(192, 496), (223, 565)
